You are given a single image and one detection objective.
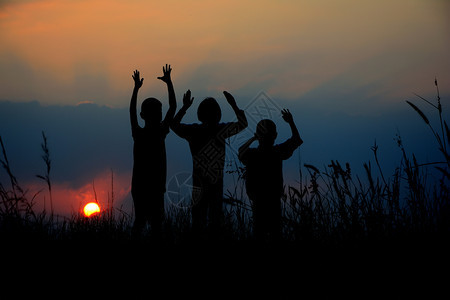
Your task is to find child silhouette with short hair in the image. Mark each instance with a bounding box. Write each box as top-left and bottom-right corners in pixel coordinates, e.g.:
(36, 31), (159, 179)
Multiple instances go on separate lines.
(129, 65), (176, 236)
(171, 90), (247, 237)
(239, 109), (303, 242)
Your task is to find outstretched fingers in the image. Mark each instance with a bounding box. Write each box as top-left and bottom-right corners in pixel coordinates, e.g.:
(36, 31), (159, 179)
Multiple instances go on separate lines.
(282, 109), (291, 116)
(158, 64), (172, 82)
(163, 64), (172, 73)
(281, 109), (294, 123)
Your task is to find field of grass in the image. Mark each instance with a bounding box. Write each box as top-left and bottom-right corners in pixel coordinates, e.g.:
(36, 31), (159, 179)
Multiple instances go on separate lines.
(1, 83), (449, 259)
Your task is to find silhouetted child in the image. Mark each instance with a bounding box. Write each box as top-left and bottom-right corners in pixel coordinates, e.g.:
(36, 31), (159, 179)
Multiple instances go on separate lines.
(171, 90), (247, 237)
(239, 109), (302, 242)
(129, 65), (176, 236)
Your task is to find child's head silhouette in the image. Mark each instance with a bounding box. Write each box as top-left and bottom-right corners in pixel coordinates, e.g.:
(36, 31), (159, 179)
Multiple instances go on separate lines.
(197, 97), (221, 125)
(256, 119), (277, 146)
(141, 98), (162, 124)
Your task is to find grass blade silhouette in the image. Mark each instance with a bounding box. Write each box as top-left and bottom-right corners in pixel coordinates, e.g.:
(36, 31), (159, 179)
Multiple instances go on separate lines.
(406, 100), (443, 148)
(406, 101), (429, 125)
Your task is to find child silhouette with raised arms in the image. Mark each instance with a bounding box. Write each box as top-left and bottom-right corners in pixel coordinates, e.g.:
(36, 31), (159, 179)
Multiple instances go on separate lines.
(171, 90), (247, 238)
(239, 109), (303, 242)
(129, 64), (176, 236)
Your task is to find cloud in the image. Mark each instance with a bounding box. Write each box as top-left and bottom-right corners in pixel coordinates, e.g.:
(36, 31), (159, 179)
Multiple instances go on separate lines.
(0, 100), (131, 185)
(0, 0), (39, 7)
(1, 86), (448, 215)
(0, 0), (448, 108)
(76, 100), (95, 106)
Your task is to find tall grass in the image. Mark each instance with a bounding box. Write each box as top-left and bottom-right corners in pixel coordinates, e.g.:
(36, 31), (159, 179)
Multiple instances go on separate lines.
(1, 80), (448, 247)
(36, 131), (53, 216)
(279, 79), (449, 246)
(0, 134), (133, 243)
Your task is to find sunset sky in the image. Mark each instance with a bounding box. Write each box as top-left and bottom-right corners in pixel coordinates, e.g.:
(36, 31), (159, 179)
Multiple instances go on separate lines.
(1, 0), (449, 215)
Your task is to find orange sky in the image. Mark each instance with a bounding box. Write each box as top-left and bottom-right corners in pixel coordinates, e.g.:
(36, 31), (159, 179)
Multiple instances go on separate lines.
(1, 0), (449, 110)
(28, 169), (131, 216)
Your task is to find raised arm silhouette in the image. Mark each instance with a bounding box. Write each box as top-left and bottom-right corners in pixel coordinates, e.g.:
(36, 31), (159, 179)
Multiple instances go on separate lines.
(239, 109), (302, 242)
(171, 90), (247, 238)
(129, 64), (176, 237)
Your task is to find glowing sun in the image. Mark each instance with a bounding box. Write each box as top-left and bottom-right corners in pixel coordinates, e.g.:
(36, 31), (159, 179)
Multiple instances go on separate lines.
(83, 202), (101, 217)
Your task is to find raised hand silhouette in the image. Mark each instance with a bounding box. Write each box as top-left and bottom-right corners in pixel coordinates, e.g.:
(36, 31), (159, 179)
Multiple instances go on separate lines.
(132, 70), (144, 89)
(281, 109), (293, 123)
(157, 64), (172, 84)
(183, 89), (194, 108)
(223, 91), (237, 109)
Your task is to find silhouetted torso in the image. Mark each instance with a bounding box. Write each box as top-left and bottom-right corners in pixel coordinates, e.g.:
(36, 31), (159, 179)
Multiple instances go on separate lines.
(240, 137), (299, 199)
(132, 124), (169, 194)
(175, 117), (245, 185)
(178, 123), (226, 184)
